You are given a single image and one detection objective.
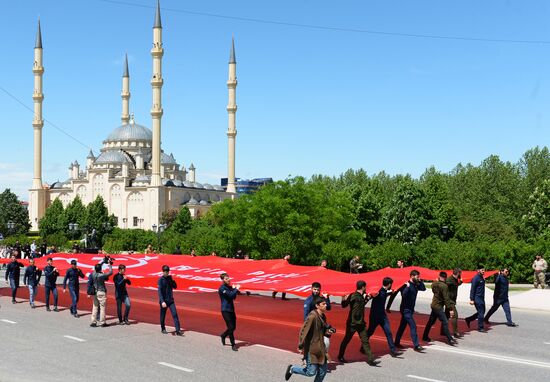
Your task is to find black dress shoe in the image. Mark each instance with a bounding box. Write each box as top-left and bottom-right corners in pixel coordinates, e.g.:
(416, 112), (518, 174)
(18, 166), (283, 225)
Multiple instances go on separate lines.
(506, 322), (518, 327)
(101, 323), (108, 327)
(390, 350), (403, 357)
(221, 335), (226, 346)
(124, 320), (130, 325)
(478, 328), (487, 333)
(285, 364), (292, 381)
(367, 359), (380, 366)
(337, 356), (347, 363)
(90, 323), (97, 327)
(446, 339), (457, 346)
(422, 337), (432, 342)
(175, 331), (184, 336)
(453, 333), (463, 338)
(231, 345), (238, 351)
(46, 307), (51, 312)
(161, 329), (168, 334)
(53, 307), (59, 312)
(414, 346), (424, 352)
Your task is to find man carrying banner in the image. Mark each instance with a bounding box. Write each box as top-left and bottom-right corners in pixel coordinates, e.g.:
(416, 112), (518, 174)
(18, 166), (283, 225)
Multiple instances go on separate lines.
(158, 265), (183, 336)
(337, 280), (379, 366)
(63, 260), (85, 317)
(5, 255), (24, 304)
(366, 277), (402, 357)
(114, 264), (132, 325)
(442, 268), (462, 338)
(43, 257), (59, 312)
(484, 268), (517, 327)
(422, 271), (457, 345)
(23, 258), (41, 308)
(219, 273), (240, 351)
(393, 270), (426, 352)
(465, 266), (487, 333)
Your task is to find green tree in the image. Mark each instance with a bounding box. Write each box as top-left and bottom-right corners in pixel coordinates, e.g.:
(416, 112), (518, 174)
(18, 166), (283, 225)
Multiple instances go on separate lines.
(85, 195), (116, 246)
(160, 209), (179, 228)
(168, 207), (192, 235)
(0, 189), (30, 235)
(522, 179), (550, 237)
(62, 196), (87, 239)
(39, 199), (65, 238)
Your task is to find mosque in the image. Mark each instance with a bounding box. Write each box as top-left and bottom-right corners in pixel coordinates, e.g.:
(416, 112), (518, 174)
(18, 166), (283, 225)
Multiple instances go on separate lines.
(28, 1), (238, 231)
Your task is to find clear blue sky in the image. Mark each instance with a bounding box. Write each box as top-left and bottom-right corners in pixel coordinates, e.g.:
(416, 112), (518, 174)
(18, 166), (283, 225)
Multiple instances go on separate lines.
(1, 0), (550, 200)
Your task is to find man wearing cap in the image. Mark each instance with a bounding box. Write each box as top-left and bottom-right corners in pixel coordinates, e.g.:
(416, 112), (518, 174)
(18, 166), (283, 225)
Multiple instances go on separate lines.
(465, 266), (487, 332)
(43, 257), (59, 312)
(219, 273), (240, 351)
(422, 271), (457, 345)
(23, 258), (42, 308)
(63, 260), (85, 317)
(532, 254), (548, 289)
(158, 265), (183, 335)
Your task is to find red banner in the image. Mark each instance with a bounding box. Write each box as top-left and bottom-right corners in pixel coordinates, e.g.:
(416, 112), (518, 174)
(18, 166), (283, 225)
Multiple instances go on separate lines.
(0, 254), (496, 296)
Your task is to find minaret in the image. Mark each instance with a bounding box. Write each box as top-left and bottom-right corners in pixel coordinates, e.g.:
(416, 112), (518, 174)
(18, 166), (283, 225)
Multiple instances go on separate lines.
(29, 19), (46, 231)
(226, 36), (237, 194)
(32, 20), (44, 190)
(121, 53), (130, 124)
(150, 0), (163, 187)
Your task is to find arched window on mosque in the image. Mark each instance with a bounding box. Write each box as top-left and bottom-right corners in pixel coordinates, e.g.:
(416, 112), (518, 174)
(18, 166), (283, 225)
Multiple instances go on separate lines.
(93, 173), (104, 199)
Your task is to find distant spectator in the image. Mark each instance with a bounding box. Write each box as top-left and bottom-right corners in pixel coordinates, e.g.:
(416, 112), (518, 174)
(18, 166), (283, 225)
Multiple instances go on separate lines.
(349, 256), (363, 274)
(190, 249), (196, 257)
(397, 260), (405, 269)
(320, 259), (327, 268)
(145, 244), (154, 254)
(533, 254), (548, 289)
(273, 255), (291, 300)
(173, 245), (182, 255)
(234, 250), (244, 259)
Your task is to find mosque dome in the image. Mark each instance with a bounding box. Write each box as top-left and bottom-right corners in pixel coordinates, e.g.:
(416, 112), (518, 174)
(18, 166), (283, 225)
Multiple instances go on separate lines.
(105, 123), (152, 143)
(95, 150), (132, 164)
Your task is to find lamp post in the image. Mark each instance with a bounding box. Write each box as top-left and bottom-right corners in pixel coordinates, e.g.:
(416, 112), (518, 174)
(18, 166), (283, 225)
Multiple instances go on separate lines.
(440, 226), (450, 241)
(152, 223), (166, 252)
(68, 223), (79, 239)
(7, 221), (16, 236)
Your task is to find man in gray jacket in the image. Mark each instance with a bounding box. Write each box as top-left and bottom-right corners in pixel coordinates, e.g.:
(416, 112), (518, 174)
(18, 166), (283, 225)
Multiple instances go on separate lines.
(90, 262), (113, 327)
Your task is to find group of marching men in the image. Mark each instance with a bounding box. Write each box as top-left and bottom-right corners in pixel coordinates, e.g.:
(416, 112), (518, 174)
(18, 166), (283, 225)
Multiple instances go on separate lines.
(3, 254), (518, 382)
(281, 266), (517, 382)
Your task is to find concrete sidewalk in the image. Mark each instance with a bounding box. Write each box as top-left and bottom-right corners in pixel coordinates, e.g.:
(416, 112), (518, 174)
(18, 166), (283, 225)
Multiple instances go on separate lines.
(417, 283), (550, 312)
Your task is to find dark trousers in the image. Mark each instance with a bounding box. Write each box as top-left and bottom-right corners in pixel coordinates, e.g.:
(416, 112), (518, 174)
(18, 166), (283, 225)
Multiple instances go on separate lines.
(485, 299), (512, 324)
(45, 286), (58, 308)
(442, 305), (458, 335)
(367, 316), (396, 352)
(160, 302), (180, 332)
(395, 309), (419, 347)
(338, 324), (374, 362)
(465, 301), (485, 330)
(69, 287), (79, 314)
(423, 307), (452, 341)
(221, 311), (237, 346)
(116, 295), (131, 322)
(9, 278), (18, 301)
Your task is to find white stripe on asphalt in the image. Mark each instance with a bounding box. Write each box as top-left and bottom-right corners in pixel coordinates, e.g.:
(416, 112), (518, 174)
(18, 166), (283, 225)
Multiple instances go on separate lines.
(430, 345), (550, 369)
(544, 342), (550, 345)
(252, 344), (296, 354)
(63, 335), (86, 342)
(0, 319), (17, 324)
(158, 362), (194, 373)
(407, 375), (448, 382)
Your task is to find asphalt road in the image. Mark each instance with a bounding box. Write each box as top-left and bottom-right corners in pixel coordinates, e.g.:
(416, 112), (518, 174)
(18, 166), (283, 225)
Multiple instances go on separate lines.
(1, 282), (549, 381)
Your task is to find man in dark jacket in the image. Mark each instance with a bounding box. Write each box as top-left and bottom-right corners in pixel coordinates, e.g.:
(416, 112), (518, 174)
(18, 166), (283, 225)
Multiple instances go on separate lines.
(394, 270), (426, 351)
(63, 260), (85, 317)
(114, 264), (132, 325)
(484, 268), (517, 327)
(23, 258), (42, 308)
(465, 266), (487, 332)
(337, 280), (378, 366)
(303, 282), (332, 321)
(218, 273), (240, 351)
(442, 268), (462, 338)
(90, 262), (113, 327)
(5, 255), (24, 303)
(43, 257), (59, 311)
(285, 295), (329, 381)
(366, 277), (401, 357)
(158, 265), (183, 335)
(422, 272), (457, 345)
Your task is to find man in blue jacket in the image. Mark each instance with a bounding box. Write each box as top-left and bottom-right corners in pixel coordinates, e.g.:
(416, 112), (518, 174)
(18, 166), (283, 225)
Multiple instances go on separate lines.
(5, 255), (24, 304)
(43, 257), (59, 312)
(23, 258), (42, 308)
(158, 265), (183, 336)
(63, 260), (85, 317)
(484, 268), (517, 327)
(218, 272), (241, 351)
(366, 277), (402, 357)
(304, 282), (332, 321)
(114, 264), (132, 325)
(465, 266), (487, 332)
(393, 270), (426, 352)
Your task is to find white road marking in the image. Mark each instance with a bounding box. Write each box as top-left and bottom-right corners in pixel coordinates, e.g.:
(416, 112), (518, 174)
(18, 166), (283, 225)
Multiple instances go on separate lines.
(430, 345), (550, 369)
(544, 342), (550, 345)
(407, 375), (448, 382)
(252, 344), (296, 354)
(0, 319), (17, 324)
(158, 362), (194, 373)
(63, 335), (86, 342)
